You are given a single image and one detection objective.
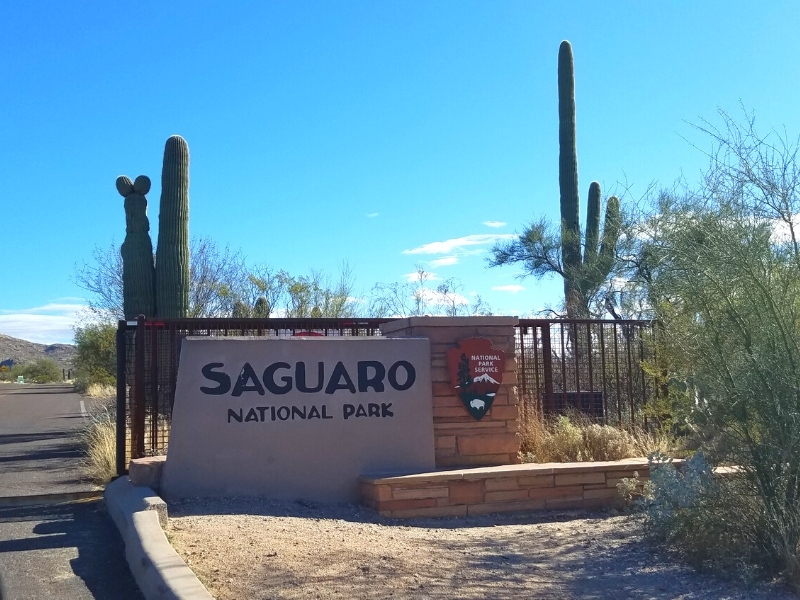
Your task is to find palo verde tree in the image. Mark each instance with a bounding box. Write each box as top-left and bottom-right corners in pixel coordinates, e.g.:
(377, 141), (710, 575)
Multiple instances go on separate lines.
(74, 236), (250, 321)
(75, 243), (364, 321)
(73, 322), (117, 390)
(490, 40), (621, 319)
(638, 111), (800, 584)
(368, 265), (492, 318)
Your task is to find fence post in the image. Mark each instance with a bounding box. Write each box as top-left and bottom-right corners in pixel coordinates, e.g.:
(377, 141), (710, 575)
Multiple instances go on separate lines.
(116, 320), (128, 475)
(541, 324), (554, 413)
(517, 325), (528, 420)
(133, 315), (146, 459)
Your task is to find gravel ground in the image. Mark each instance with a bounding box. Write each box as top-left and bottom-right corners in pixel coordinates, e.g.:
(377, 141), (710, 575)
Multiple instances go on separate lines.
(166, 498), (796, 600)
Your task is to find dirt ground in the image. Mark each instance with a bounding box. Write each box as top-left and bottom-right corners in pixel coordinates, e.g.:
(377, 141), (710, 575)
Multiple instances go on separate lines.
(166, 498), (795, 600)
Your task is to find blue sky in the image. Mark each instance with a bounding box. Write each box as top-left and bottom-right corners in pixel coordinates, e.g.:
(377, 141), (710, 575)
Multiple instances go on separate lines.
(2, 1), (799, 344)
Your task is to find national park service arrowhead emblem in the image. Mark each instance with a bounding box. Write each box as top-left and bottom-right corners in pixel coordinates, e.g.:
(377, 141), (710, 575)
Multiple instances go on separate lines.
(447, 337), (505, 420)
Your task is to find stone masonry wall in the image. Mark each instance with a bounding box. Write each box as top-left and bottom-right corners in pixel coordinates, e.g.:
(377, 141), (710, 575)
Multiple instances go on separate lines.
(361, 459), (656, 519)
(380, 317), (520, 468)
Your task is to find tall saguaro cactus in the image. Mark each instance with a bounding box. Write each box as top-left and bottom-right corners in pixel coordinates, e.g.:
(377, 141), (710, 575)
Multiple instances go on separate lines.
(117, 175), (156, 320)
(155, 135), (190, 318)
(558, 40), (620, 319)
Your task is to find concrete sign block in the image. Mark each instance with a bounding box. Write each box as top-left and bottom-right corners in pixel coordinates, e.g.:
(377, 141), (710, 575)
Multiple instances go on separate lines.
(161, 336), (434, 502)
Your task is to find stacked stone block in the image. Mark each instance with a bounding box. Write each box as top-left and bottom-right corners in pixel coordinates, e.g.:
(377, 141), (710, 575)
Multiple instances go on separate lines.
(361, 459), (662, 519)
(380, 317), (520, 467)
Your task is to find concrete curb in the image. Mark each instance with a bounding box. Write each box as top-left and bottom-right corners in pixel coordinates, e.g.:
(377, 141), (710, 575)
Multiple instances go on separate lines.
(105, 477), (213, 600)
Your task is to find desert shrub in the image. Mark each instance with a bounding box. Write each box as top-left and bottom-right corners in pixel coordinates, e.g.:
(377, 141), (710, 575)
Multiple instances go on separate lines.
(8, 358), (63, 383)
(519, 411), (678, 463)
(73, 323), (116, 393)
(543, 415), (585, 461)
(582, 423), (635, 461)
(78, 398), (117, 484)
(2, 364), (22, 382)
(83, 382), (116, 398)
(639, 452), (768, 582)
(623, 114), (800, 588)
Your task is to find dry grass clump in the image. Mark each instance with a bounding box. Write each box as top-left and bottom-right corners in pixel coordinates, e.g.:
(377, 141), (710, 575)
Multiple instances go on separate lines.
(78, 400), (117, 484)
(83, 382), (116, 398)
(519, 409), (679, 463)
(73, 379), (116, 397)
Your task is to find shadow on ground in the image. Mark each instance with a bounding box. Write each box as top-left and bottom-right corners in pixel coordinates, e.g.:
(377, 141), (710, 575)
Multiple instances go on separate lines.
(0, 500), (143, 599)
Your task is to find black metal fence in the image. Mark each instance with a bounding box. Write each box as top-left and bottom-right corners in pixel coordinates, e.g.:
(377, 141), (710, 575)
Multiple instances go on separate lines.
(516, 319), (656, 427)
(116, 316), (655, 474)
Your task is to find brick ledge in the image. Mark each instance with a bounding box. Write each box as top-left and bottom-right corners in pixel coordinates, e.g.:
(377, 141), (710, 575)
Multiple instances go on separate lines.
(360, 458), (674, 518)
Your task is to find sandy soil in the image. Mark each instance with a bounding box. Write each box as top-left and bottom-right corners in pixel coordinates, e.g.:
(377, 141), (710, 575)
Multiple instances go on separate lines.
(165, 498), (795, 600)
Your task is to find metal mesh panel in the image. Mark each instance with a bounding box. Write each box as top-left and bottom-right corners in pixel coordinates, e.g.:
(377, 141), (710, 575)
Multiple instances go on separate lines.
(117, 317), (392, 474)
(516, 319), (655, 426)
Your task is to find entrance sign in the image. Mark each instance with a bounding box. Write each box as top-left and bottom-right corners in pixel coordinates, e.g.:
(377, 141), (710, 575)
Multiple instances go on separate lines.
(447, 337), (506, 420)
(161, 336), (434, 502)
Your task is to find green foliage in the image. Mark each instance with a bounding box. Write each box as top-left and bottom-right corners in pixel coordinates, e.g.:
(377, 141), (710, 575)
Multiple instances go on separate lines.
(28, 359), (63, 383)
(636, 111), (800, 586)
(490, 40), (621, 318)
(230, 296), (271, 319)
(155, 135), (190, 318)
(639, 346), (695, 434)
(253, 297), (270, 318)
(639, 453), (765, 582)
(76, 236), (252, 321)
(274, 265), (357, 318)
(4, 359), (63, 383)
(73, 323), (117, 392)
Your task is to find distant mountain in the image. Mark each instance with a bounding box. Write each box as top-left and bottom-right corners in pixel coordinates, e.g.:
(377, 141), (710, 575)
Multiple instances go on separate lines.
(0, 333), (76, 370)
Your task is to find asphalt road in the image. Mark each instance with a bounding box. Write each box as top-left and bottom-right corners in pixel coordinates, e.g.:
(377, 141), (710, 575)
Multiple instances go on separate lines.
(0, 383), (101, 497)
(0, 383), (143, 599)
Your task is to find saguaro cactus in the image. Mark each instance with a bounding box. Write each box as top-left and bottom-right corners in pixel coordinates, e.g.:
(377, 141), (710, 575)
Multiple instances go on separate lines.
(558, 41), (620, 319)
(253, 297), (270, 318)
(117, 175), (156, 319)
(155, 135), (190, 318)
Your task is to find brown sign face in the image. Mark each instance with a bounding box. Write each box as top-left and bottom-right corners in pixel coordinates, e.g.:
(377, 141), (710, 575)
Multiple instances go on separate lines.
(161, 337), (435, 503)
(447, 337), (505, 420)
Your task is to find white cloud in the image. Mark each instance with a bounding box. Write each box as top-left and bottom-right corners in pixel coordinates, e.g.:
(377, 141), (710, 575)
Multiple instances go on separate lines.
(483, 220), (506, 228)
(429, 256), (459, 267)
(366, 212), (379, 218)
(404, 271), (440, 282)
(770, 215), (800, 244)
(403, 234), (516, 255)
(0, 300), (87, 344)
(492, 285), (526, 293)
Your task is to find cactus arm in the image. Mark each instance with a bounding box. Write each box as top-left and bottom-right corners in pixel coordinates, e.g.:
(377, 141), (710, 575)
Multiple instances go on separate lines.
(595, 195), (621, 282)
(116, 175), (134, 197)
(584, 181), (602, 265)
